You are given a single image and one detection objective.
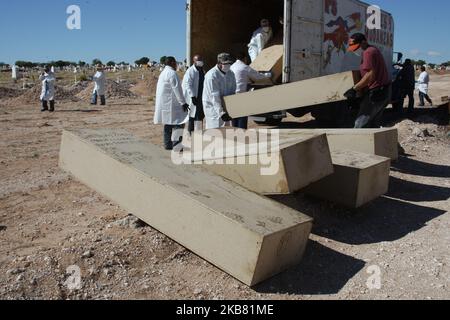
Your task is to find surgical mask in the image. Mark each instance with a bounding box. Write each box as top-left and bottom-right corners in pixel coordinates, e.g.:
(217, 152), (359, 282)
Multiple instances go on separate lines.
(195, 61), (204, 68)
(263, 27), (270, 33)
(221, 64), (231, 73)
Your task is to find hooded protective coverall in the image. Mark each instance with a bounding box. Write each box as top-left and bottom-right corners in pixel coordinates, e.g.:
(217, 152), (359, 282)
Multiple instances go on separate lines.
(92, 71), (106, 105)
(39, 72), (56, 111)
(248, 27), (273, 62)
(202, 66), (236, 130)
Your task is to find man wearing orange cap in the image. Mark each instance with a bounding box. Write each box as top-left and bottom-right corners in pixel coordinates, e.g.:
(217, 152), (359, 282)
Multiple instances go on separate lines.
(344, 33), (392, 128)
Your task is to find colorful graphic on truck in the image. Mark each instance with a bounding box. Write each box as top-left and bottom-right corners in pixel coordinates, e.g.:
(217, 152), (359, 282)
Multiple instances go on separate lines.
(323, 0), (394, 75)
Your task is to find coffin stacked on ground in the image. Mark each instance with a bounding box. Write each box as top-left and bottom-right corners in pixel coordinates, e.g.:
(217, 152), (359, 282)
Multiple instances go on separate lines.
(59, 126), (397, 285)
(59, 129), (313, 286)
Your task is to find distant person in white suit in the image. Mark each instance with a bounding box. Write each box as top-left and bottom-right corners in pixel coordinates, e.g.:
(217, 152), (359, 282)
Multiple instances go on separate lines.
(39, 66), (56, 112)
(12, 65), (17, 80)
(417, 66), (433, 107)
(91, 65), (107, 106)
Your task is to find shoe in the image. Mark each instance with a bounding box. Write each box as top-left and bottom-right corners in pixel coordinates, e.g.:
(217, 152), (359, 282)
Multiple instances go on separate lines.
(41, 108), (48, 112)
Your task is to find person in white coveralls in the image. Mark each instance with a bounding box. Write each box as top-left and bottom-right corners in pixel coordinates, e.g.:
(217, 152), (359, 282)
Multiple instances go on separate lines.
(230, 52), (272, 129)
(248, 19), (273, 62)
(154, 56), (190, 150)
(417, 66), (433, 107)
(202, 53), (236, 130)
(91, 65), (107, 106)
(39, 66), (56, 112)
(182, 54), (205, 134)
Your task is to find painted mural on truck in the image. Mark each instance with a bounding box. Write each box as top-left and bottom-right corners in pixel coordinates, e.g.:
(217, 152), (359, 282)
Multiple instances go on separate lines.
(323, 0), (394, 75)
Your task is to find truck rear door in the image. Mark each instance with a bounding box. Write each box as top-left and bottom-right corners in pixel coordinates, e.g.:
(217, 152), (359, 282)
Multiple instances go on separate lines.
(286, 0), (324, 82)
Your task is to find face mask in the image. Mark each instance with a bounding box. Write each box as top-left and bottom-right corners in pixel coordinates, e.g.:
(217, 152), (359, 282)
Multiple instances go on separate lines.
(263, 27), (270, 33)
(195, 61), (204, 68)
(221, 64), (231, 73)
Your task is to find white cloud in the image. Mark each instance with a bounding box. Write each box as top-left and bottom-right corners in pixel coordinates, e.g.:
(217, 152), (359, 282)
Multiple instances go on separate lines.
(410, 49), (420, 56)
(427, 51), (442, 57)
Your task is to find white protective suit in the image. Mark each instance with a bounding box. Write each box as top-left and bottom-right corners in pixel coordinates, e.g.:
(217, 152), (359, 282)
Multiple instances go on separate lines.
(12, 65), (17, 79)
(93, 71), (106, 96)
(154, 66), (188, 125)
(202, 66), (236, 129)
(182, 65), (202, 118)
(248, 27), (273, 62)
(230, 60), (271, 94)
(417, 71), (430, 94)
(39, 72), (56, 101)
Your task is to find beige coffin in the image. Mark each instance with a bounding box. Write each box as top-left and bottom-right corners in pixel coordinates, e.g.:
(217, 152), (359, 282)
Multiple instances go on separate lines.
(279, 128), (399, 160)
(59, 129), (313, 286)
(250, 45), (284, 84)
(185, 130), (334, 195)
(224, 71), (360, 118)
(304, 150), (391, 208)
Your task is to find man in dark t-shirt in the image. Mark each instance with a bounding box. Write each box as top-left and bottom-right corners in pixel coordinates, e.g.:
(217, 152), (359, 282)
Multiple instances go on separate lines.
(344, 33), (392, 128)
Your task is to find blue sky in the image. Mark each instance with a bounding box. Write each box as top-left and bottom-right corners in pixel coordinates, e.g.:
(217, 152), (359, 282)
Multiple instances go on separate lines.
(0, 0), (449, 64)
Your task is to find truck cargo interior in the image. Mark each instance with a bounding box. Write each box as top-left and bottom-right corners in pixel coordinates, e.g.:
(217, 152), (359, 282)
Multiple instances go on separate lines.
(188, 0), (284, 70)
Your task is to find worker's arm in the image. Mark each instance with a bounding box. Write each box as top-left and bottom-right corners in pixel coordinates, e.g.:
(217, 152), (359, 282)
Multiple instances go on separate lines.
(211, 77), (226, 116)
(185, 70), (196, 98)
(247, 66), (271, 82)
(354, 70), (374, 91)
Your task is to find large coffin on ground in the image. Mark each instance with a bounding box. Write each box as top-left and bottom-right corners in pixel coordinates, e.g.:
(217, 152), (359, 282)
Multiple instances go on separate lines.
(185, 130), (333, 195)
(279, 128), (399, 160)
(224, 71), (360, 118)
(303, 150), (391, 208)
(59, 129), (313, 286)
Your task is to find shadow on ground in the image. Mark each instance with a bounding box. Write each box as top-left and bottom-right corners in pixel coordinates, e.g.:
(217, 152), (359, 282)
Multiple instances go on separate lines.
(383, 104), (450, 127)
(255, 240), (365, 295)
(388, 176), (450, 202)
(392, 155), (450, 178)
(271, 194), (446, 245)
(270, 103), (449, 129)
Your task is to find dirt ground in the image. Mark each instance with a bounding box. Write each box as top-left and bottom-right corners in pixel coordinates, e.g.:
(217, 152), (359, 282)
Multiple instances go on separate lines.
(0, 71), (449, 300)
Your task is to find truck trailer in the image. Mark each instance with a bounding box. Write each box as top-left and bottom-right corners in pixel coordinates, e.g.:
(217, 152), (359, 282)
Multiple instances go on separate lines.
(186, 0), (396, 126)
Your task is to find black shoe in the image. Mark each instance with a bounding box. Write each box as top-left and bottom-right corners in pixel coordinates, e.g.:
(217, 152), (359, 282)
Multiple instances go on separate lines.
(41, 108), (48, 112)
